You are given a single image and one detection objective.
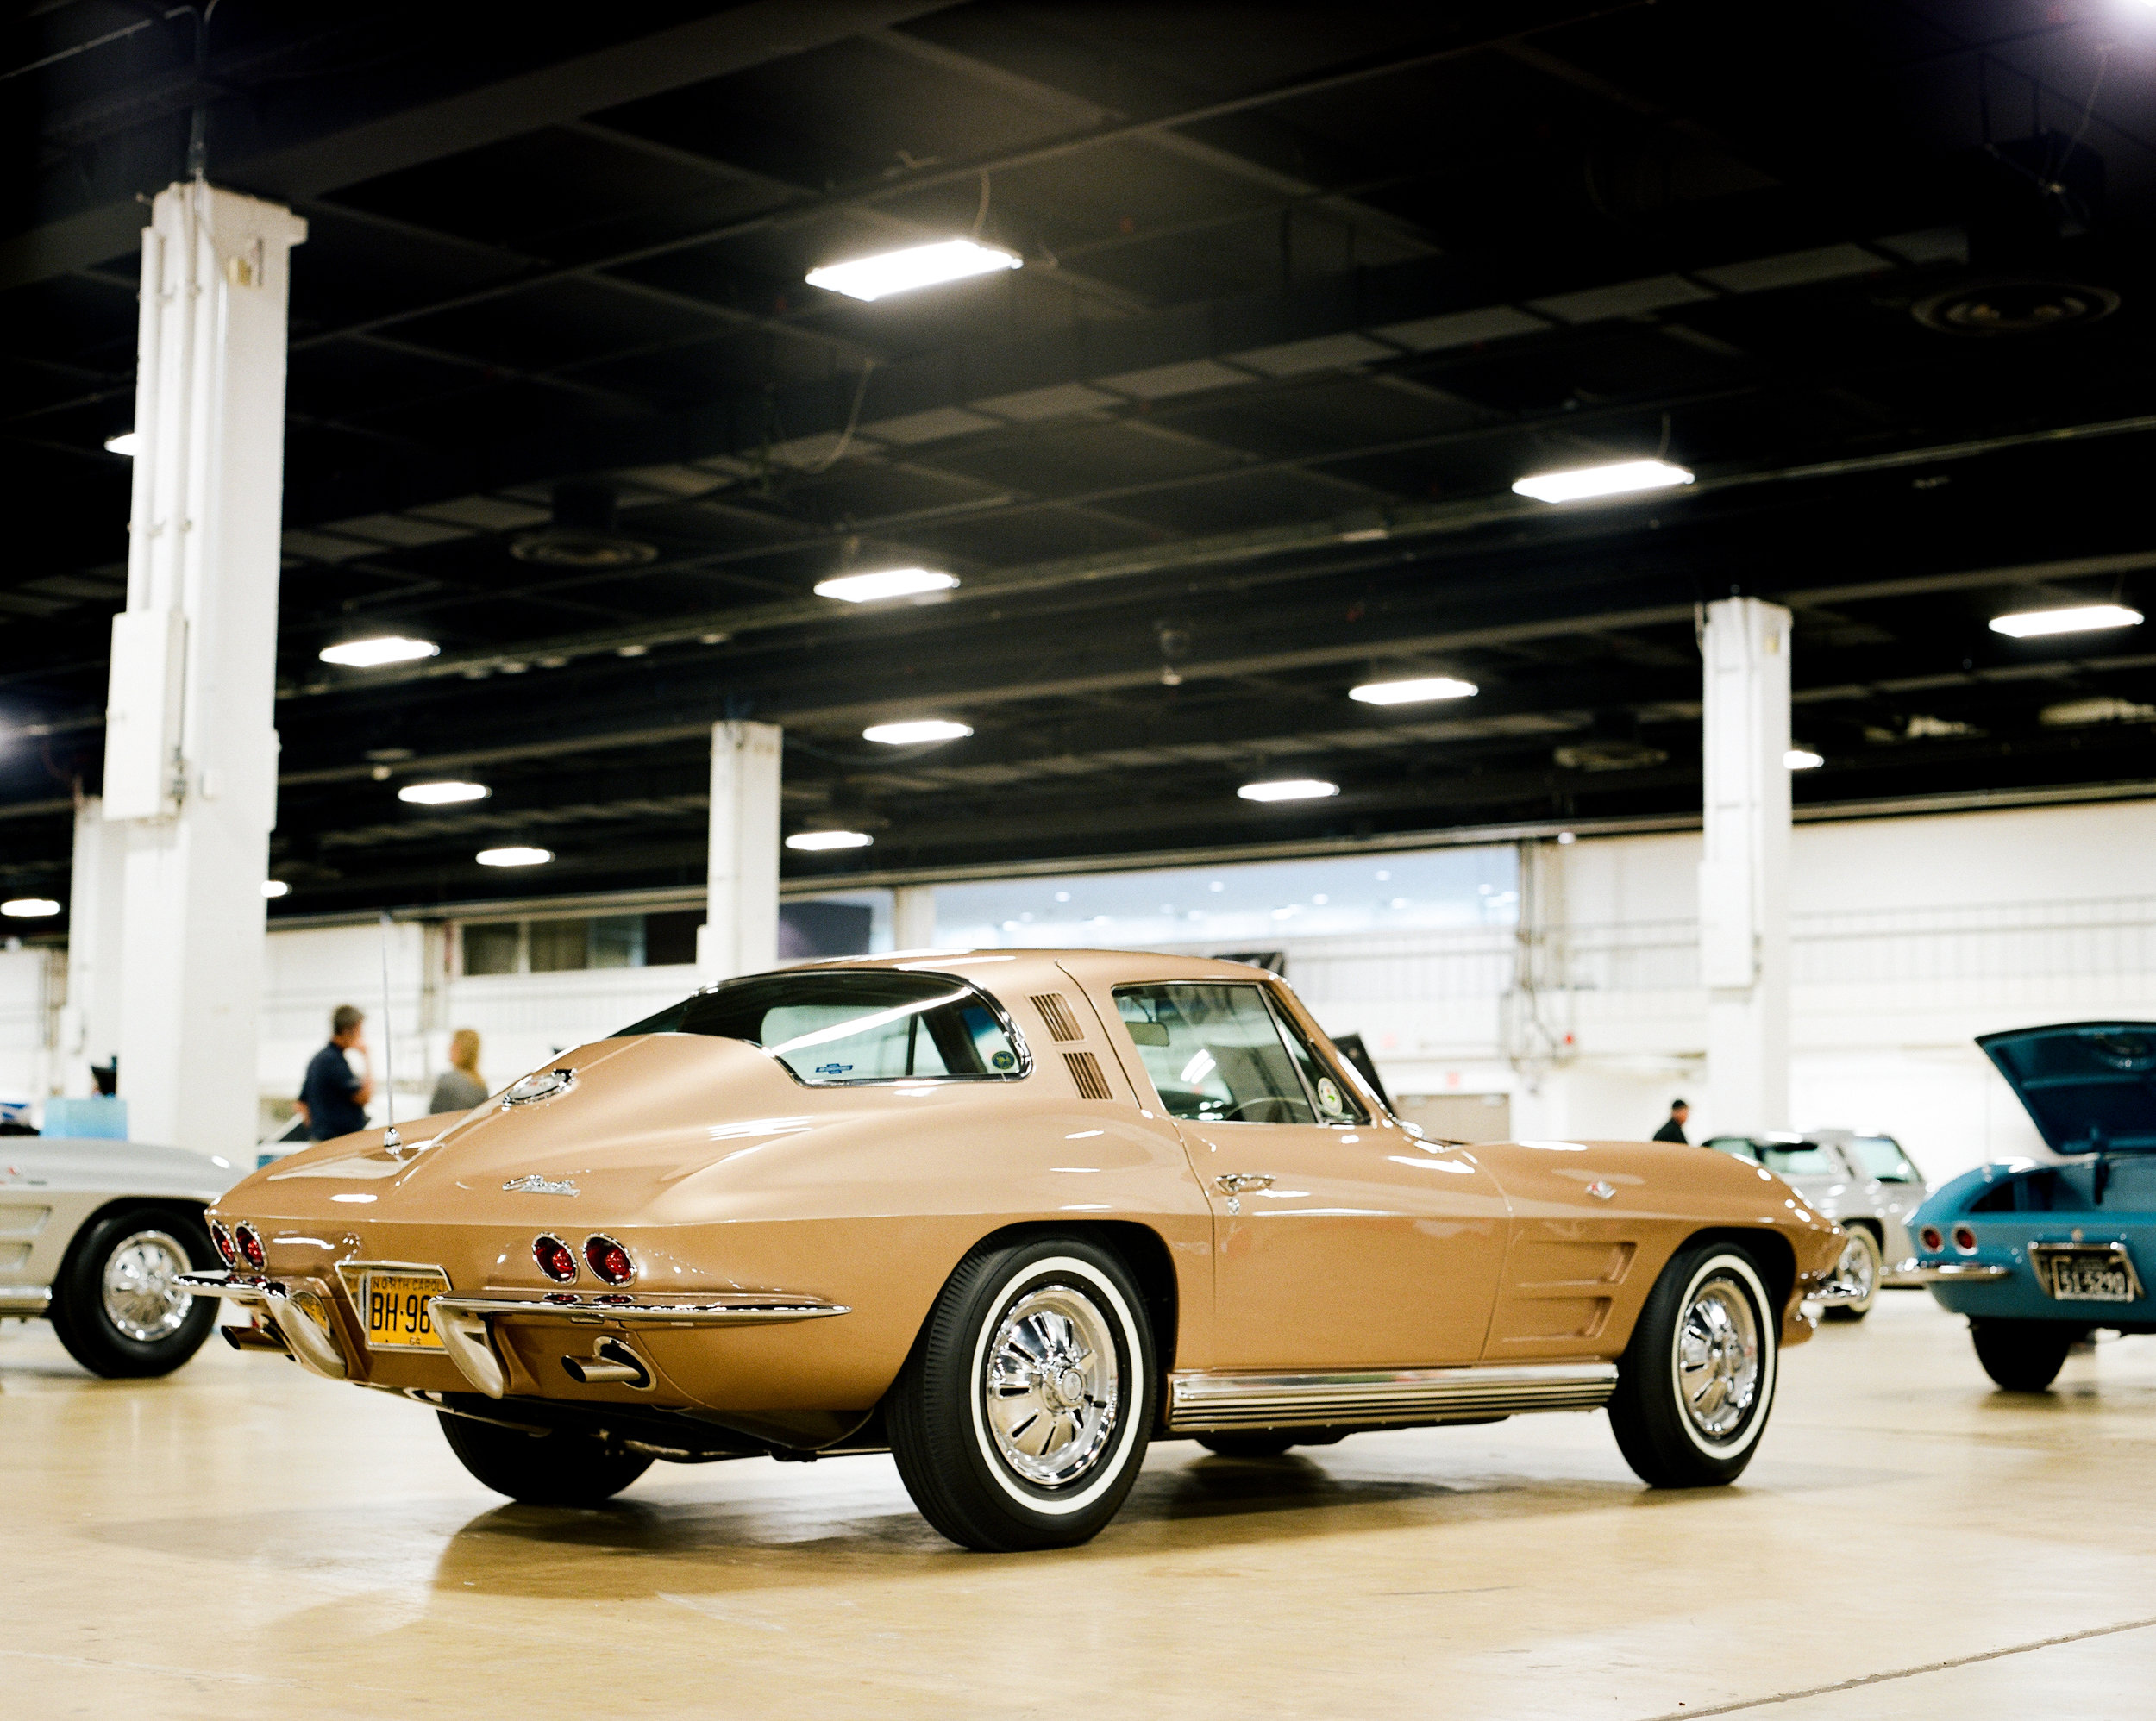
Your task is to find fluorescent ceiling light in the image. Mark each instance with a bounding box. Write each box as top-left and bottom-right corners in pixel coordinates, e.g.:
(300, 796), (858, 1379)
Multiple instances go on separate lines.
(805, 240), (1021, 303)
(398, 780), (490, 805)
(261, 879), (290, 898)
(1238, 779), (1340, 803)
(476, 846), (553, 867)
(1350, 675), (1478, 705)
(814, 567), (959, 604)
(863, 719), (973, 745)
(1512, 458), (1695, 504)
(1785, 748), (1824, 770)
(319, 635), (440, 668)
(1988, 604), (2142, 639)
(1, 897), (60, 918)
(786, 830), (874, 851)
(103, 431), (141, 457)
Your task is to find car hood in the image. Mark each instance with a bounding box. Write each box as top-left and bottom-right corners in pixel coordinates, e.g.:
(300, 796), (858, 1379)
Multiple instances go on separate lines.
(3, 1135), (236, 1199)
(1978, 1022), (2156, 1155)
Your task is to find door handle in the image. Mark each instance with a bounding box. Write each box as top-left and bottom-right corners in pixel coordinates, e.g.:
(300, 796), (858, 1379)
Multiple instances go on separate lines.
(1216, 1173), (1275, 1194)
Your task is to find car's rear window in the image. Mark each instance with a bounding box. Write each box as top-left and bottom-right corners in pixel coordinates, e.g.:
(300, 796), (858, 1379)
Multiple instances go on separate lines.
(1706, 1136), (1839, 1177)
(619, 972), (1025, 1085)
(1844, 1135), (1921, 1183)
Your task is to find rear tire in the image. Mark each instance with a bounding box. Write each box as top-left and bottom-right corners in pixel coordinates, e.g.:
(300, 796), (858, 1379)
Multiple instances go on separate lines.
(48, 1205), (219, 1380)
(1608, 1242), (1779, 1488)
(1971, 1318), (2078, 1392)
(887, 1236), (1154, 1552)
(1821, 1228), (1881, 1323)
(436, 1412), (652, 1505)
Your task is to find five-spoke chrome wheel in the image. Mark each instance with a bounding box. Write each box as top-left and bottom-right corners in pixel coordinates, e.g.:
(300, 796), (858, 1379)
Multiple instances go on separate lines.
(100, 1229), (193, 1342)
(1677, 1274), (1760, 1441)
(982, 1285), (1120, 1488)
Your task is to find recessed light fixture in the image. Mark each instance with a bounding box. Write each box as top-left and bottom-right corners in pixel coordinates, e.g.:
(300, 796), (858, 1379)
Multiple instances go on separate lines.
(805, 240), (1021, 303)
(1, 897), (60, 918)
(476, 846), (553, 867)
(103, 431), (141, 457)
(398, 780), (490, 805)
(813, 567), (960, 604)
(1512, 459), (1695, 504)
(786, 830), (874, 851)
(1988, 604), (2143, 639)
(1785, 748), (1825, 770)
(863, 719), (973, 745)
(319, 636), (440, 668)
(1238, 779), (1340, 803)
(1350, 675), (1478, 705)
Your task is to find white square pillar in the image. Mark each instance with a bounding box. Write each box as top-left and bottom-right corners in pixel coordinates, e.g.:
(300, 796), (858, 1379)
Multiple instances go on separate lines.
(892, 885), (937, 950)
(105, 180), (305, 1153)
(60, 797), (128, 1098)
(698, 721), (782, 982)
(1698, 597), (1792, 1134)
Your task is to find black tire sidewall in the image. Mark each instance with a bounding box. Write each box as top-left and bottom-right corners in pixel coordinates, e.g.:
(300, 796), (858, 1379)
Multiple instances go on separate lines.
(435, 1411), (652, 1505)
(50, 1205), (219, 1379)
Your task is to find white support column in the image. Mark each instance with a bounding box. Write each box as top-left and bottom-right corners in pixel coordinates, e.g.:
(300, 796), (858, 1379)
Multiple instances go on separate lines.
(699, 721), (782, 982)
(105, 181), (305, 1152)
(1698, 597), (1792, 1134)
(892, 885), (937, 950)
(60, 797), (128, 1098)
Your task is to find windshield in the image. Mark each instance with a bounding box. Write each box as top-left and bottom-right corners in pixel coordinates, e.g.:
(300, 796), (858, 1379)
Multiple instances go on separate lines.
(1843, 1135), (1921, 1183)
(1706, 1136), (1839, 1177)
(618, 971), (1025, 1085)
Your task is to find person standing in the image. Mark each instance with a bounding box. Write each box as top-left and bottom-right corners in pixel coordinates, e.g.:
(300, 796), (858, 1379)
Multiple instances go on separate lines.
(1652, 1098), (1690, 1143)
(295, 1004), (373, 1142)
(428, 1028), (488, 1115)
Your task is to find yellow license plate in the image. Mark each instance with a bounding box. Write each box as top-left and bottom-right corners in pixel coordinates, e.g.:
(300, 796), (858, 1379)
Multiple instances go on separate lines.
(362, 1272), (449, 1350)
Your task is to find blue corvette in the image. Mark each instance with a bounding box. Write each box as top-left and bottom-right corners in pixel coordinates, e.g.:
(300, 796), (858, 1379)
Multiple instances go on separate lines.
(1907, 1022), (2156, 1391)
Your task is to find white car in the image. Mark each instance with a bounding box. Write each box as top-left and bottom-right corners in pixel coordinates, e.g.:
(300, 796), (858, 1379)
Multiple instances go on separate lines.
(0, 1134), (234, 1376)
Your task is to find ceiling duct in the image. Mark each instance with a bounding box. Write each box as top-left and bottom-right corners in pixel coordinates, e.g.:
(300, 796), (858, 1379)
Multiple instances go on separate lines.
(1555, 711), (1668, 774)
(511, 480), (658, 568)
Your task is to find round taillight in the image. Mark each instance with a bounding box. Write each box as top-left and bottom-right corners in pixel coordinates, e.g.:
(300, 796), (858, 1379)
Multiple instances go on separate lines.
(1919, 1226), (1943, 1253)
(235, 1223), (266, 1271)
(1952, 1224), (1978, 1254)
(584, 1235), (635, 1286)
(210, 1220), (238, 1267)
(533, 1235), (578, 1284)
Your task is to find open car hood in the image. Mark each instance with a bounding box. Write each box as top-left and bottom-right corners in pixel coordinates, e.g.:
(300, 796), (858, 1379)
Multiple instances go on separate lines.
(1977, 1022), (2156, 1155)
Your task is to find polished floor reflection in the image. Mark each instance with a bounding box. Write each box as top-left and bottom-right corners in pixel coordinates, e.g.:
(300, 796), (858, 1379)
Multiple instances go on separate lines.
(6, 1293), (2156, 1718)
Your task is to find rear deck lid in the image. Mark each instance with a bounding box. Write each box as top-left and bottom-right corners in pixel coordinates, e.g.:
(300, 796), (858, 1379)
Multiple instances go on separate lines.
(1977, 1022), (2156, 1154)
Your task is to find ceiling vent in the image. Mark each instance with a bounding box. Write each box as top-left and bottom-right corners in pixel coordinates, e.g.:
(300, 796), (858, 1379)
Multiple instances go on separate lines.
(1913, 278), (2117, 336)
(1554, 740), (1668, 772)
(511, 480), (657, 568)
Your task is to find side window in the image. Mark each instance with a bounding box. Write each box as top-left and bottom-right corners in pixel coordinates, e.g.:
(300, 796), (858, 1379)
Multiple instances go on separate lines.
(1113, 983), (1317, 1124)
(1265, 996), (1369, 1124)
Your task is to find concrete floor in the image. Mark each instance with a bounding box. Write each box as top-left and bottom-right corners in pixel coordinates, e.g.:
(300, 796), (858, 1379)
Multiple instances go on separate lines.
(5, 1293), (2156, 1718)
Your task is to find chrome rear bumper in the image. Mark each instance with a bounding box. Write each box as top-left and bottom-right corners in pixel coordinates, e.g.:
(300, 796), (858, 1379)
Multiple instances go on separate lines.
(175, 1269), (349, 1380)
(1890, 1259), (2012, 1284)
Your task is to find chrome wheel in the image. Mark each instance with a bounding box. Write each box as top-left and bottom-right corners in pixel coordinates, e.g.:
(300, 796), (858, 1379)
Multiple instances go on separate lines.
(1677, 1274), (1761, 1442)
(1834, 1232), (1878, 1300)
(981, 1284), (1120, 1488)
(100, 1229), (193, 1342)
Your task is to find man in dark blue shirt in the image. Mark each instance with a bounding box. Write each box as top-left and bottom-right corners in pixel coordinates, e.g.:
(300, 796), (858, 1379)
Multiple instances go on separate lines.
(296, 1004), (373, 1141)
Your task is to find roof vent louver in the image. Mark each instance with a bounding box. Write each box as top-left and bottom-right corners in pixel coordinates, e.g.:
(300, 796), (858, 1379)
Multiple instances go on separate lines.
(1032, 992), (1085, 1042)
(1063, 1052), (1112, 1101)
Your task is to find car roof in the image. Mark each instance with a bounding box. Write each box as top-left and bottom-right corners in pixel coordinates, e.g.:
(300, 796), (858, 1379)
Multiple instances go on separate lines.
(781, 948), (1286, 994)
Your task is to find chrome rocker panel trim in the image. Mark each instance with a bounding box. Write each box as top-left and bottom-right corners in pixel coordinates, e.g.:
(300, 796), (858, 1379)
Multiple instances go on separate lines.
(0, 1285), (52, 1317)
(175, 1268), (349, 1380)
(1890, 1259), (2014, 1284)
(1165, 1361), (1620, 1432)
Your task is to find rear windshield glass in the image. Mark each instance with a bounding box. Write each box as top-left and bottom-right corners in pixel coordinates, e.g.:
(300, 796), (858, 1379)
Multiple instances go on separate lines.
(618, 972), (1024, 1085)
(1706, 1136), (1839, 1177)
(1844, 1135), (1921, 1183)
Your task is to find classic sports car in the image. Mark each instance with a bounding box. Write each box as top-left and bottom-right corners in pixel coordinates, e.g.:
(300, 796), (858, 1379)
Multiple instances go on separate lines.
(1906, 1021), (2156, 1392)
(186, 952), (1849, 1551)
(2, 1133), (233, 1376)
(1703, 1130), (1933, 1318)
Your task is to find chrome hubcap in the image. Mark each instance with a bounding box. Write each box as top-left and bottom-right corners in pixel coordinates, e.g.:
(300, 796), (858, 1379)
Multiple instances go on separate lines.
(1834, 1233), (1878, 1300)
(982, 1284), (1120, 1488)
(101, 1230), (192, 1342)
(1677, 1275), (1761, 1441)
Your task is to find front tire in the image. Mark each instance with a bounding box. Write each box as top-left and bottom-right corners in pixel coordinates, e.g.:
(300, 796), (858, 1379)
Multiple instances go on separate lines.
(1608, 1243), (1779, 1488)
(48, 1205), (219, 1379)
(887, 1236), (1155, 1552)
(1971, 1318), (2078, 1392)
(436, 1412), (652, 1505)
(1821, 1228), (1881, 1322)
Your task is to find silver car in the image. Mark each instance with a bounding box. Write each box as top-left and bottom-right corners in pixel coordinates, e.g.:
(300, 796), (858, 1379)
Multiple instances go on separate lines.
(1702, 1130), (1932, 1320)
(0, 1134), (234, 1376)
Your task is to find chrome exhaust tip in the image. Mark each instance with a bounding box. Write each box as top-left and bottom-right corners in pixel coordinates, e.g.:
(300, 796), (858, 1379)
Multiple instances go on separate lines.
(561, 1339), (650, 1388)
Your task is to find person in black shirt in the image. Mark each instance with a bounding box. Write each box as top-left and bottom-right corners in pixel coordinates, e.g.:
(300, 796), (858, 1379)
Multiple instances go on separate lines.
(296, 1004), (373, 1142)
(1652, 1099), (1690, 1144)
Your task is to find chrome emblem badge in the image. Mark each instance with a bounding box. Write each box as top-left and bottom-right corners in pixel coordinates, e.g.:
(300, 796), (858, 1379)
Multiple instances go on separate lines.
(502, 1068), (575, 1108)
(1585, 1179), (1617, 1202)
(502, 1175), (579, 1196)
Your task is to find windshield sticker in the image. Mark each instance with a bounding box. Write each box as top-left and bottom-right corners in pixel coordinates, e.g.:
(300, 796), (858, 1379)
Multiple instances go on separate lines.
(992, 1050), (1016, 1070)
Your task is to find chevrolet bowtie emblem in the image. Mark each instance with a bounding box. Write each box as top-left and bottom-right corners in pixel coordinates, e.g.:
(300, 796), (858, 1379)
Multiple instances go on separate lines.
(503, 1175), (579, 1196)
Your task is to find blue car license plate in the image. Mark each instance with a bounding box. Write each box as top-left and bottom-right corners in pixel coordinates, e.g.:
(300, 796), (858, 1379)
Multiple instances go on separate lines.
(2033, 1243), (2139, 1304)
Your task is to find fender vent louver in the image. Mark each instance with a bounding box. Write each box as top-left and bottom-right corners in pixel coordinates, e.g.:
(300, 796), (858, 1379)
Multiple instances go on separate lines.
(1063, 1051), (1113, 1101)
(1031, 992), (1085, 1042)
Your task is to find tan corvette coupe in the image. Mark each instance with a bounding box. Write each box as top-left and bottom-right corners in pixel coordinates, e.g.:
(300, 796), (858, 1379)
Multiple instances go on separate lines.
(188, 952), (1849, 1550)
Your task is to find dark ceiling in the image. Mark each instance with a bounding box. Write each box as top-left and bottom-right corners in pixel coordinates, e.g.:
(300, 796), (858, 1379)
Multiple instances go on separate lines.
(8, 0), (2156, 923)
